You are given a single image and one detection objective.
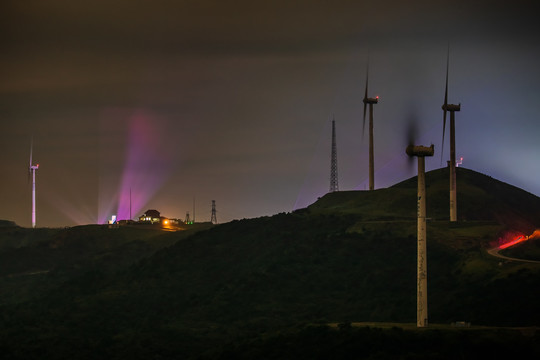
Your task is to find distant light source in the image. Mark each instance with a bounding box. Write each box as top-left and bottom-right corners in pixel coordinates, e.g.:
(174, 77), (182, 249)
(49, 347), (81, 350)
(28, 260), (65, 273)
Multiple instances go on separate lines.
(499, 235), (527, 249)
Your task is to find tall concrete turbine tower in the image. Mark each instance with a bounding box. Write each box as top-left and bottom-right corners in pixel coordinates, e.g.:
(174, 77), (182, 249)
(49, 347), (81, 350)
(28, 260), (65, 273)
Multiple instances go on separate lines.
(363, 58), (379, 190)
(406, 144), (434, 328)
(29, 139), (39, 228)
(329, 116), (339, 192)
(441, 49), (461, 222)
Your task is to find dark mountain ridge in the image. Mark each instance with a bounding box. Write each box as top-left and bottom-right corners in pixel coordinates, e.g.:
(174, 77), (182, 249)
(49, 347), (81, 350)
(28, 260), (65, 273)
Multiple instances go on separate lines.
(1, 167), (540, 359)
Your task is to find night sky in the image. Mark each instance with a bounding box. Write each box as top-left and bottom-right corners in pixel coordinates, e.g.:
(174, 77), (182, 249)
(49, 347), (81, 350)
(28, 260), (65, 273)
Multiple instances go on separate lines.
(1, 1), (539, 227)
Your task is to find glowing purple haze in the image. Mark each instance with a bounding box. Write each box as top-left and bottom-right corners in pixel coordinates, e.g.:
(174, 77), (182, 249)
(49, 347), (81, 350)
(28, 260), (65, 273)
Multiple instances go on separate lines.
(98, 109), (176, 223)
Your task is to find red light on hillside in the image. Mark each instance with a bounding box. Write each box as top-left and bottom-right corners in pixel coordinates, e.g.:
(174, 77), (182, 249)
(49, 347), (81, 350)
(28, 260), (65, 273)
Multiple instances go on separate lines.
(499, 235), (527, 250)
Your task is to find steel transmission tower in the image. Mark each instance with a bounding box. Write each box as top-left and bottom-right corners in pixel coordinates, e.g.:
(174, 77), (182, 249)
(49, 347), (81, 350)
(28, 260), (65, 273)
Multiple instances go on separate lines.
(211, 200), (217, 224)
(329, 117), (339, 192)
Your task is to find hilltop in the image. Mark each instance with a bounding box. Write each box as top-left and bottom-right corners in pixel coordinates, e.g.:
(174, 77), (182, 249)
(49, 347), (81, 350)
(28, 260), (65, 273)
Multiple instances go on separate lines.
(310, 167), (540, 232)
(1, 168), (540, 359)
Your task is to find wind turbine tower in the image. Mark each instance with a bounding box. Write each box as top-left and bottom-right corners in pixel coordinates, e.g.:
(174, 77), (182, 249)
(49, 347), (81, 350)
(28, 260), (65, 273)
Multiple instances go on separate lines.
(329, 116), (338, 192)
(29, 139), (40, 228)
(441, 49), (461, 222)
(363, 59), (379, 190)
(406, 143), (434, 328)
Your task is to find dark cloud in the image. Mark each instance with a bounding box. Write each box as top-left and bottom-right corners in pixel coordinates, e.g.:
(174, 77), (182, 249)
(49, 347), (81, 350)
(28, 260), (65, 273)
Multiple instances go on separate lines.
(1, 0), (539, 227)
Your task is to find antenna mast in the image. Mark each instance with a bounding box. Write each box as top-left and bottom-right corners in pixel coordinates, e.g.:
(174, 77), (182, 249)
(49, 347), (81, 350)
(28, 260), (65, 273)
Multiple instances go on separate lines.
(211, 200), (217, 224)
(329, 117), (339, 192)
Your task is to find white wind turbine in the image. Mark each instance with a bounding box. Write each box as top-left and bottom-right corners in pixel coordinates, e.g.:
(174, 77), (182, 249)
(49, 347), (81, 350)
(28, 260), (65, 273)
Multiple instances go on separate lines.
(29, 138), (39, 228)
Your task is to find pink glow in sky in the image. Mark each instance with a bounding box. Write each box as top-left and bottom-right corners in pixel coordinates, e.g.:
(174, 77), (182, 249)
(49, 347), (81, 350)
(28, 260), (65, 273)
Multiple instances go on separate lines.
(98, 109), (177, 223)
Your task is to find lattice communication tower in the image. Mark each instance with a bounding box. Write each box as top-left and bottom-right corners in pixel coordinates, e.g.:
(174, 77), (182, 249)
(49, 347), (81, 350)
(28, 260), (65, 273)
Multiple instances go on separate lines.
(330, 118), (339, 192)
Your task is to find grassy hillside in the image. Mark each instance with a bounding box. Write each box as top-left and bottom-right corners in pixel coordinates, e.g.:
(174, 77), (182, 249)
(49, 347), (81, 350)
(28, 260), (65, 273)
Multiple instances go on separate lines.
(310, 167), (540, 232)
(0, 223), (213, 305)
(1, 168), (540, 359)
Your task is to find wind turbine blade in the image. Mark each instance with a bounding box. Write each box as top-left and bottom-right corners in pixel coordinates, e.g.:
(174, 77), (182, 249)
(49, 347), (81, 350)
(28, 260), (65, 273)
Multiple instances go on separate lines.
(444, 49), (449, 107)
(28, 137), (32, 183)
(364, 67), (369, 101)
(363, 56), (369, 138)
(441, 46), (449, 166)
(405, 115), (417, 170)
(29, 137), (33, 168)
(440, 110), (447, 166)
(365, 53), (370, 96)
(362, 103), (367, 137)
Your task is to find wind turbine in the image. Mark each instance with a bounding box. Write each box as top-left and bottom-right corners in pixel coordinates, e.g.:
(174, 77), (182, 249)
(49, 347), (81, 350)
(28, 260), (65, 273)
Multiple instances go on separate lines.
(29, 138), (39, 228)
(406, 142), (434, 328)
(363, 57), (379, 191)
(441, 48), (461, 222)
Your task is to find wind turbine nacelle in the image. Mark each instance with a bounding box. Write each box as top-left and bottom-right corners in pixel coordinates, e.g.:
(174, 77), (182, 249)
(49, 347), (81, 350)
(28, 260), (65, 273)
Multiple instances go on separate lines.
(442, 103), (461, 112)
(406, 144), (434, 157)
(363, 96), (379, 104)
